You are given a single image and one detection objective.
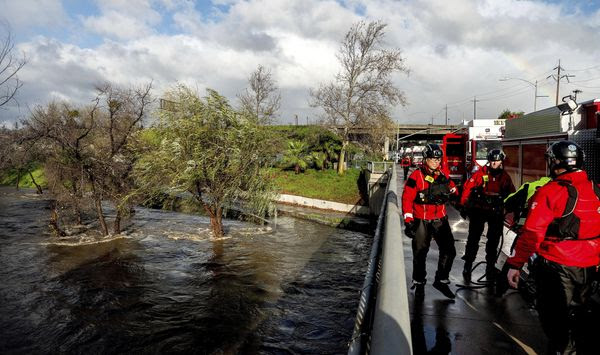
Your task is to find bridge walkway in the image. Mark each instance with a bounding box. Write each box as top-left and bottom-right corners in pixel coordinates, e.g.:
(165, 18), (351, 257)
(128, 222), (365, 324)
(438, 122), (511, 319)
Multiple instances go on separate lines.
(397, 169), (548, 354)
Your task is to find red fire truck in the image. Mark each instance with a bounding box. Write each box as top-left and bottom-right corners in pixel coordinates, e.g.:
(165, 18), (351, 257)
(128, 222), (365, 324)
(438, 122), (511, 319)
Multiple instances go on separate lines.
(501, 97), (600, 186)
(441, 119), (505, 184)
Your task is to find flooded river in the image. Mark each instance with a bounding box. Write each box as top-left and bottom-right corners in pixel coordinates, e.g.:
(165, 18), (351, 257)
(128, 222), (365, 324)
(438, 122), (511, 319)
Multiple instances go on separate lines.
(0, 187), (372, 354)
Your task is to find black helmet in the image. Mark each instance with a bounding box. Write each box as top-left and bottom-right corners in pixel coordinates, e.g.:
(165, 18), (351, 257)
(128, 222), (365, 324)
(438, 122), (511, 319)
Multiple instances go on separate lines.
(545, 140), (584, 173)
(487, 149), (506, 162)
(424, 143), (443, 159)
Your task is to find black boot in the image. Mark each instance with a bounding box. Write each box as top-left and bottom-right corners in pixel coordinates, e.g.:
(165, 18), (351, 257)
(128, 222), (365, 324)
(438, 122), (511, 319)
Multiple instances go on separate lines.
(486, 266), (497, 282)
(412, 280), (425, 300)
(463, 260), (472, 282)
(433, 279), (455, 299)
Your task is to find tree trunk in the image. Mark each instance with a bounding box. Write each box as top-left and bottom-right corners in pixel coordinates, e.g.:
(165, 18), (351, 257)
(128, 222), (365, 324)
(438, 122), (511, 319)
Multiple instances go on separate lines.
(113, 209), (122, 235)
(204, 204), (224, 238)
(48, 200), (66, 237)
(94, 197), (109, 236)
(15, 169), (21, 190)
(49, 201), (66, 237)
(294, 163), (300, 174)
(337, 143), (347, 175)
(28, 171), (43, 194)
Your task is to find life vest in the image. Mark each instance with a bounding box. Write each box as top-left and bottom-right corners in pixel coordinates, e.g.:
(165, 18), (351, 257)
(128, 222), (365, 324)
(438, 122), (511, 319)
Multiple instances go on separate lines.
(545, 180), (600, 240)
(413, 168), (452, 205)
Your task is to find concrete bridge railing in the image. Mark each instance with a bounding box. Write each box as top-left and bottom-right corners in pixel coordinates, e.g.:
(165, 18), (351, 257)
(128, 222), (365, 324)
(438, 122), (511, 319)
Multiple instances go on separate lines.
(348, 164), (412, 354)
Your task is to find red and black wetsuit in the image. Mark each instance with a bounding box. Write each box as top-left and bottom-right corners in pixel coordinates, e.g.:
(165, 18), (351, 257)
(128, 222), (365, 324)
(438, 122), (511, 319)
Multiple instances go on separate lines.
(460, 165), (515, 270)
(400, 157), (411, 179)
(402, 166), (458, 283)
(507, 170), (600, 353)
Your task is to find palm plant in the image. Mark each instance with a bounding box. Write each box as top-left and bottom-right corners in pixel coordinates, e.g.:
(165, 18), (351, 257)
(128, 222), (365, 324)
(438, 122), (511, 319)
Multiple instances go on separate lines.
(282, 140), (310, 174)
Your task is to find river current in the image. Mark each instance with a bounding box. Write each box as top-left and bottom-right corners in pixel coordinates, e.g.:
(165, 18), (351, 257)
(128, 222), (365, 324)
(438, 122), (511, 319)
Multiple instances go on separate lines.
(0, 187), (372, 354)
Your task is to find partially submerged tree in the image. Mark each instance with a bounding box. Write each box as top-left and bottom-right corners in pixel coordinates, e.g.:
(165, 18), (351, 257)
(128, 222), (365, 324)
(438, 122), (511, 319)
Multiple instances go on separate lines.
(89, 83), (153, 234)
(23, 83), (153, 236)
(0, 23), (26, 108)
(311, 20), (408, 174)
(135, 86), (276, 238)
(238, 65), (281, 125)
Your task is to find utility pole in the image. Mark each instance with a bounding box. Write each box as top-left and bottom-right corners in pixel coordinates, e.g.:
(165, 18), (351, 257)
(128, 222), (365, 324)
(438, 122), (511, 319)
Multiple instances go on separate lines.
(555, 59), (561, 105)
(471, 96), (479, 120)
(445, 104), (448, 125)
(295, 114), (298, 126)
(533, 80), (549, 111)
(548, 59), (575, 105)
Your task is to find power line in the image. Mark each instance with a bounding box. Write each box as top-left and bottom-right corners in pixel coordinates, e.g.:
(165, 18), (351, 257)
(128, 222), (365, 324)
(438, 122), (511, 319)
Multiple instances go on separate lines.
(562, 63), (600, 72)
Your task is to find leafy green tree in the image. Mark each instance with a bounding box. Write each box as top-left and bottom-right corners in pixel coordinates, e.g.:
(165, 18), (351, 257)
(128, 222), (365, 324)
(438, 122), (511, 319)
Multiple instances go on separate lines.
(497, 109), (524, 120)
(135, 86), (276, 238)
(282, 140), (310, 174)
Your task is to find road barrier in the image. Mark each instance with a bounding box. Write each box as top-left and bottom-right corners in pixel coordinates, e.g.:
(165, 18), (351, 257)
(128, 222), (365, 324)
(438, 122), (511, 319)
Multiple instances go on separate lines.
(348, 164), (412, 354)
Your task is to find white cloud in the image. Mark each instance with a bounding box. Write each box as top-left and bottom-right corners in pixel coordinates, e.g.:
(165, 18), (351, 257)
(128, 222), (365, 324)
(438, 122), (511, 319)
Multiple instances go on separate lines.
(0, 0), (68, 30)
(2, 0), (600, 126)
(82, 0), (162, 39)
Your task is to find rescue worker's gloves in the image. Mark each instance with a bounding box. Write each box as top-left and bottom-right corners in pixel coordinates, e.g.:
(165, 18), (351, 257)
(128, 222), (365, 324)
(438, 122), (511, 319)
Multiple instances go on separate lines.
(403, 215), (416, 239)
(404, 222), (416, 239)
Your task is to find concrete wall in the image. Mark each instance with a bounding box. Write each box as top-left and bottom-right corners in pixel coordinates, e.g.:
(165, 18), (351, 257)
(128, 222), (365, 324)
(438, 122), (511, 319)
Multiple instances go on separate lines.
(277, 194), (370, 215)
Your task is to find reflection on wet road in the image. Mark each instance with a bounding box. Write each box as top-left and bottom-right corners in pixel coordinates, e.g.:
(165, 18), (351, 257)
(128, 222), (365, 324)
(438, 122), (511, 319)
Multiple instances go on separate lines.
(398, 171), (547, 354)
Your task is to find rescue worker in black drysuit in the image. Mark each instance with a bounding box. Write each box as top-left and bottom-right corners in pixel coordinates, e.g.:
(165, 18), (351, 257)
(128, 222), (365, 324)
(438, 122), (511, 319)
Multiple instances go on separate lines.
(402, 144), (459, 299)
(459, 149), (515, 282)
(507, 141), (600, 354)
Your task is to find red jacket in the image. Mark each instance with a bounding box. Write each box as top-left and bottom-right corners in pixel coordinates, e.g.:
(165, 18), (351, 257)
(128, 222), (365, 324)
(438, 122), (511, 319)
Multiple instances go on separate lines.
(400, 157), (411, 168)
(460, 166), (515, 206)
(507, 170), (600, 268)
(402, 167), (458, 221)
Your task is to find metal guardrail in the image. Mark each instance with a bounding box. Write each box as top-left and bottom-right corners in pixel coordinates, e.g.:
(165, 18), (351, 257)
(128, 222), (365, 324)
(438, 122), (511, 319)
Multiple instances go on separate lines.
(348, 165), (412, 354)
(370, 165), (412, 354)
(367, 161), (396, 174)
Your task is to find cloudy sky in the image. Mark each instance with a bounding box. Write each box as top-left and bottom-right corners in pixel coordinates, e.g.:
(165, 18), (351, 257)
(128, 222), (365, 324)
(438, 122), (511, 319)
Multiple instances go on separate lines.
(2, 0), (600, 127)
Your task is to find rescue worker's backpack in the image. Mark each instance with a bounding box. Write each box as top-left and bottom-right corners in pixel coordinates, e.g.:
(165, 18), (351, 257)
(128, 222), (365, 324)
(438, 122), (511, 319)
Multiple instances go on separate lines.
(546, 180), (600, 240)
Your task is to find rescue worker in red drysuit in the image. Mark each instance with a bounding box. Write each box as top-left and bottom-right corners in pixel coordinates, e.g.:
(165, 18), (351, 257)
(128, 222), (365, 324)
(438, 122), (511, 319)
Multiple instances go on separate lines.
(459, 149), (515, 282)
(402, 143), (459, 299)
(401, 155), (412, 180)
(507, 141), (600, 354)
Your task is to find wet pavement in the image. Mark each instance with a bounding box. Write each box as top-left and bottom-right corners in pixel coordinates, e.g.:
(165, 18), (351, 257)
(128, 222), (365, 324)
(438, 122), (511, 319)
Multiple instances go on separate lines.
(397, 170), (547, 354)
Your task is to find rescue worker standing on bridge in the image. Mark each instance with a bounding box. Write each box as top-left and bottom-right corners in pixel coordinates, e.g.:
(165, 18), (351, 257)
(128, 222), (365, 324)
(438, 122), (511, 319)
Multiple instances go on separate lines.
(402, 143), (458, 299)
(507, 141), (600, 354)
(459, 149), (515, 282)
(401, 155), (411, 180)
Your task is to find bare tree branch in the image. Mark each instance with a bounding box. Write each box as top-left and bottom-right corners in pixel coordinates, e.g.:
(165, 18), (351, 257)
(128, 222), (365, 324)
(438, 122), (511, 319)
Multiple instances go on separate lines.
(0, 23), (26, 108)
(310, 20), (409, 173)
(238, 65), (281, 125)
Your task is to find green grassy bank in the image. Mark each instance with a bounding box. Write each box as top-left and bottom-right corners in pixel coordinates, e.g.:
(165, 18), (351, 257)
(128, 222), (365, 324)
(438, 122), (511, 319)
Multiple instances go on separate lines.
(271, 168), (365, 205)
(0, 165), (47, 189)
(1, 165), (365, 207)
